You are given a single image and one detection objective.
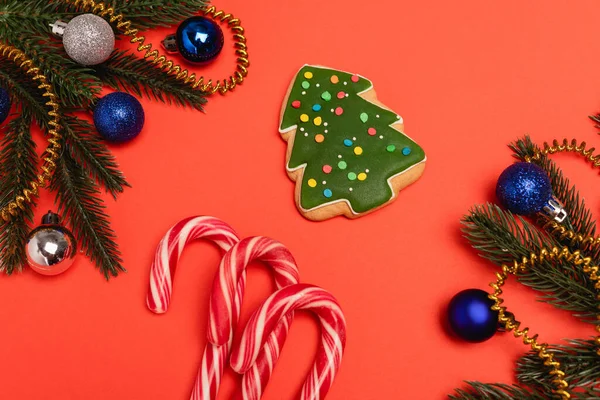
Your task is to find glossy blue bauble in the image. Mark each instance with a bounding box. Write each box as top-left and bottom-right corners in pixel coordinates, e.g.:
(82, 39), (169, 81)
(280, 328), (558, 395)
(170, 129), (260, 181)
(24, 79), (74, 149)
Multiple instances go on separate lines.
(496, 162), (552, 216)
(0, 87), (11, 125)
(447, 289), (498, 343)
(176, 16), (224, 64)
(93, 92), (145, 143)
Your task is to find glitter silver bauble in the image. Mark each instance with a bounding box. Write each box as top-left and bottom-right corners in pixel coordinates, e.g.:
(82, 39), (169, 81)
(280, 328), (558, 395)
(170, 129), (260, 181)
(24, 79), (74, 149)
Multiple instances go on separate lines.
(62, 13), (115, 66)
(26, 212), (77, 276)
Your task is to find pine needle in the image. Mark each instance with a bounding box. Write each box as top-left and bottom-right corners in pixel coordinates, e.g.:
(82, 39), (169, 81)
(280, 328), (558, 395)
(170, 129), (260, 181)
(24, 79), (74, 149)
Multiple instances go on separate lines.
(0, 113), (37, 274)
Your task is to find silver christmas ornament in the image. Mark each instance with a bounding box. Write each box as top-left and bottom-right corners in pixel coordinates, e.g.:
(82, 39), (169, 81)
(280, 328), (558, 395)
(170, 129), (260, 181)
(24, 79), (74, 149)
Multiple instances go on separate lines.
(26, 212), (77, 276)
(60, 14), (115, 66)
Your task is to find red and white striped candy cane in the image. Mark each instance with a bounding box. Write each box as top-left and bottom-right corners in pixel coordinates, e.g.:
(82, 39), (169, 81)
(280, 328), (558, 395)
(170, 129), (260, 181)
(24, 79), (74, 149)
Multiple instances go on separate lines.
(147, 216), (240, 314)
(230, 284), (347, 400)
(208, 236), (300, 345)
(234, 315), (292, 400)
(193, 236), (300, 399)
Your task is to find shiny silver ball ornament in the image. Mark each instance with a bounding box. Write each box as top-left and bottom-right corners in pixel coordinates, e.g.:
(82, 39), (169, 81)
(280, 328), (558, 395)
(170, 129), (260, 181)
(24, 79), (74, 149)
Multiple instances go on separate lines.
(62, 14), (115, 66)
(26, 212), (77, 276)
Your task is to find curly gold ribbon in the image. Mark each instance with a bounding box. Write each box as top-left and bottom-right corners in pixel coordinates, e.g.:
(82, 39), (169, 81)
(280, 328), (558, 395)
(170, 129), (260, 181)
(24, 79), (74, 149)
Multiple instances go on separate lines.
(0, 44), (62, 222)
(63, 0), (249, 95)
(489, 246), (600, 400)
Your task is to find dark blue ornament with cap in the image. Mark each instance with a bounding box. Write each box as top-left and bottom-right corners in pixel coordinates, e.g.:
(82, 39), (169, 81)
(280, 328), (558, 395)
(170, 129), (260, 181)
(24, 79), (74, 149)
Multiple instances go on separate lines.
(0, 87), (11, 125)
(93, 92), (145, 144)
(447, 289), (498, 343)
(496, 162), (553, 216)
(170, 16), (224, 64)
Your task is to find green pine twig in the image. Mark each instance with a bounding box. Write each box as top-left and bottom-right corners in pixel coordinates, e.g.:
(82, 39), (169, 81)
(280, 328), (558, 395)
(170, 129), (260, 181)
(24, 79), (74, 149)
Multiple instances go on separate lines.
(0, 113), (37, 274)
(0, 61), (51, 127)
(107, 0), (209, 30)
(51, 152), (124, 279)
(463, 204), (598, 322)
(449, 382), (546, 400)
(517, 340), (600, 394)
(97, 50), (207, 110)
(62, 115), (129, 198)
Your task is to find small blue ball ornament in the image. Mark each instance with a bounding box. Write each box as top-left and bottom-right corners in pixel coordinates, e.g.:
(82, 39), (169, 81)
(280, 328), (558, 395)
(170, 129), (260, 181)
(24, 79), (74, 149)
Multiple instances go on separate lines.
(447, 289), (498, 343)
(496, 162), (553, 216)
(0, 87), (11, 125)
(176, 16), (224, 64)
(93, 92), (145, 143)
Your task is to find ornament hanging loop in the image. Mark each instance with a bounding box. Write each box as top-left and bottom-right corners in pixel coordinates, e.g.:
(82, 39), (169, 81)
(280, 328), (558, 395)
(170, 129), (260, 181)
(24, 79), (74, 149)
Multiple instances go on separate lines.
(50, 20), (68, 37)
(161, 35), (178, 54)
(543, 198), (568, 223)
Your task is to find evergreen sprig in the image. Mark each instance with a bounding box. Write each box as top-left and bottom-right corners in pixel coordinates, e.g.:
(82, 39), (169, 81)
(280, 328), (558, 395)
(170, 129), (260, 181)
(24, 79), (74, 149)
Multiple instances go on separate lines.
(97, 50), (206, 110)
(462, 204), (597, 320)
(449, 382), (547, 400)
(0, 113), (37, 274)
(453, 135), (600, 398)
(51, 152), (124, 278)
(0, 0), (209, 277)
(62, 115), (129, 198)
(517, 340), (600, 395)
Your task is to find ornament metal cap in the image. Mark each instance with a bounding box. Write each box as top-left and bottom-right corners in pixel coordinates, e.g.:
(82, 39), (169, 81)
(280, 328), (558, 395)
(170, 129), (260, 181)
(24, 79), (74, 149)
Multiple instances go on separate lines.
(161, 34), (179, 54)
(41, 211), (61, 225)
(543, 197), (568, 223)
(50, 20), (68, 37)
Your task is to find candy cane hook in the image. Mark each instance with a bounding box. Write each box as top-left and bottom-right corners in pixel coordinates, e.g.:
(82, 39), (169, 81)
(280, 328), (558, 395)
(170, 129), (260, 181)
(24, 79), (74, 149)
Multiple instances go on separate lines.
(231, 284), (347, 400)
(193, 236), (301, 399)
(147, 216), (240, 314)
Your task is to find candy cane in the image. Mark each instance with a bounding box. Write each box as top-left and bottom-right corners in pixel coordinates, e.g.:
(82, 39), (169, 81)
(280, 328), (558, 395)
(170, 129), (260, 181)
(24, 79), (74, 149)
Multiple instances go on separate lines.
(146, 216), (245, 400)
(230, 284), (347, 400)
(147, 216), (240, 314)
(192, 236), (300, 399)
(234, 315), (292, 400)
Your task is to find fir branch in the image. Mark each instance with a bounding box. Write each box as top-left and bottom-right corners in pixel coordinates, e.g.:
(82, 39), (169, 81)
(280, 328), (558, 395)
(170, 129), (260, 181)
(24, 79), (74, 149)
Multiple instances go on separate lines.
(449, 382), (546, 400)
(0, 113), (37, 274)
(463, 204), (598, 322)
(0, 0), (77, 35)
(517, 340), (600, 393)
(51, 152), (124, 279)
(96, 50), (206, 110)
(62, 115), (129, 198)
(107, 0), (209, 30)
(590, 113), (600, 131)
(0, 61), (50, 127)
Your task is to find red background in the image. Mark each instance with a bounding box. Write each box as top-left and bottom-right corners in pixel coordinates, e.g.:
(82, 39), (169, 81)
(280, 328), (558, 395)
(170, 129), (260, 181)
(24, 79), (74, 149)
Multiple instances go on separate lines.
(0, 0), (598, 398)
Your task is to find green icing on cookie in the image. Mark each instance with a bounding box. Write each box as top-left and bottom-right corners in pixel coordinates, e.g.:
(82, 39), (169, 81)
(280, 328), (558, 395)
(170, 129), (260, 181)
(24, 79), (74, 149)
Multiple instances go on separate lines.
(280, 65), (426, 215)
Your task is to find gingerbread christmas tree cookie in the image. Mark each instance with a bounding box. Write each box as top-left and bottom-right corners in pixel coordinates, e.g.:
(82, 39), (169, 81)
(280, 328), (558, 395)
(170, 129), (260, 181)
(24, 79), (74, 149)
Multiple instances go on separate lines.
(279, 65), (426, 221)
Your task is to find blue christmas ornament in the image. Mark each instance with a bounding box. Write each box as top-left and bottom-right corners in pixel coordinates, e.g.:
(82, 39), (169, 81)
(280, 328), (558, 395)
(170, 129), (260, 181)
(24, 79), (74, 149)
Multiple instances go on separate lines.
(447, 289), (498, 343)
(93, 92), (145, 143)
(176, 16), (224, 64)
(496, 162), (553, 216)
(0, 87), (11, 125)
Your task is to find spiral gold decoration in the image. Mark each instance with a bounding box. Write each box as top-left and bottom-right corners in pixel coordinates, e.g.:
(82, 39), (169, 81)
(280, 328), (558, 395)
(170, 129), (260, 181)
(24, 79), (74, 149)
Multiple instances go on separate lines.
(525, 140), (600, 352)
(525, 138), (600, 168)
(62, 0), (249, 95)
(0, 44), (62, 223)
